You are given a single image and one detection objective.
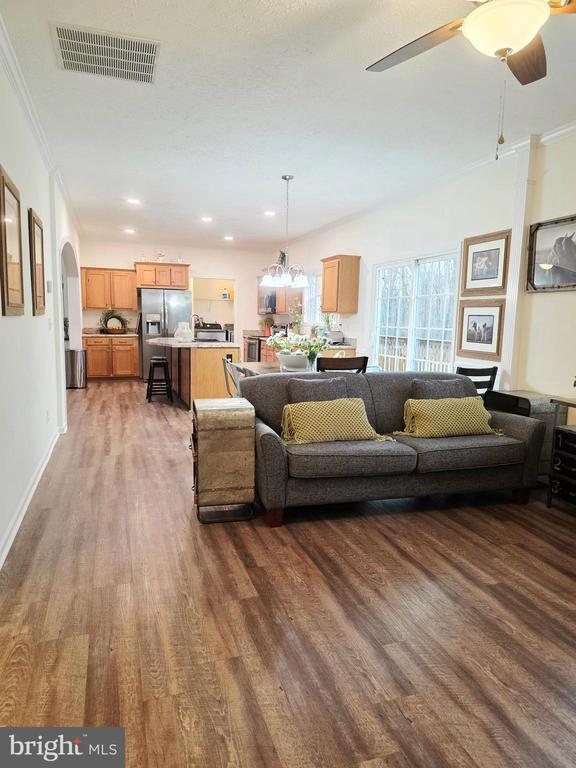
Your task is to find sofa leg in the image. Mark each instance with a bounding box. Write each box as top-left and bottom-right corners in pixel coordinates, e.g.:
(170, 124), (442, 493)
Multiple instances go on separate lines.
(265, 508), (285, 527)
(512, 488), (531, 504)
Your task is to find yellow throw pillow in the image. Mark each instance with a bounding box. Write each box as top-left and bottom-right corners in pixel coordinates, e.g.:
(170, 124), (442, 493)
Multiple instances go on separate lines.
(281, 398), (392, 445)
(395, 396), (501, 438)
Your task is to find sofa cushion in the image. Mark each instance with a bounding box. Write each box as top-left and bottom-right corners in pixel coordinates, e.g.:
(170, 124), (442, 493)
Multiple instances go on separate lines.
(411, 378), (467, 400)
(281, 398), (388, 445)
(365, 372), (478, 434)
(287, 376), (347, 403)
(398, 396), (497, 438)
(286, 440), (417, 478)
(394, 433), (525, 473)
(240, 372), (376, 434)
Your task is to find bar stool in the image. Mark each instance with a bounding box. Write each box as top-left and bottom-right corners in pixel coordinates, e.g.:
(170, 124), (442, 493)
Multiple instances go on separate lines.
(146, 356), (173, 402)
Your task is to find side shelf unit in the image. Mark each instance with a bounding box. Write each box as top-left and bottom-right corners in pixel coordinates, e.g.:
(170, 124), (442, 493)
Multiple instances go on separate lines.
(549, 425), (576, 509)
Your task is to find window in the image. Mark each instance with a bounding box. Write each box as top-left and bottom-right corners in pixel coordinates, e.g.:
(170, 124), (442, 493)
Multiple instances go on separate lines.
(373, 254), (458, 372)
(303, 274), (322, 325)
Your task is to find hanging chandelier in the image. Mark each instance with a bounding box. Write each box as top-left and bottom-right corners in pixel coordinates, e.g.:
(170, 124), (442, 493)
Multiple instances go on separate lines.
(261, 175), (308, 289)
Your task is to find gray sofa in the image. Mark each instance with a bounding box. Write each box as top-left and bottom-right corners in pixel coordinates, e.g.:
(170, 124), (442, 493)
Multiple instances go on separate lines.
(239, 371), (546, 527)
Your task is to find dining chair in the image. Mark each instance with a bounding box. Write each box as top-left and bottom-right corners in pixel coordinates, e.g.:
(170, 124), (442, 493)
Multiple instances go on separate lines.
(317, 355), (369, 374)
(455, 365), (498, 398)
(222, 358), (246, 397)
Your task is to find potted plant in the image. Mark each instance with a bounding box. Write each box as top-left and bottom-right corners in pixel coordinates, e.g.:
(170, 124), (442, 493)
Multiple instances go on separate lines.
(267, 332), (329, 370)
(258, 315), (275, 337)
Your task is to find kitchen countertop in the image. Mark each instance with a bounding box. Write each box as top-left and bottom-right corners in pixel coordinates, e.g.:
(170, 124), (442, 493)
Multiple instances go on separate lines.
(147, 337), (240, 349)
(83, 332), (139, 337)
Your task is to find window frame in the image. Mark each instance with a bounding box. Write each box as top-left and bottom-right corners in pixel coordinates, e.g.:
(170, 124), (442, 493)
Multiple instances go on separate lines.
(370, 249), (460, 373)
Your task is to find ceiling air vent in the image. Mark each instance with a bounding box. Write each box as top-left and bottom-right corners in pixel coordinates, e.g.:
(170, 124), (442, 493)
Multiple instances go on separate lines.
(52, 24), (159, 84)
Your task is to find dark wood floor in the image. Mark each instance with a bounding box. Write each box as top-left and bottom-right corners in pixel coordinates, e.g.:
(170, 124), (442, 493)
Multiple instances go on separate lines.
(1, 381), (576, 767)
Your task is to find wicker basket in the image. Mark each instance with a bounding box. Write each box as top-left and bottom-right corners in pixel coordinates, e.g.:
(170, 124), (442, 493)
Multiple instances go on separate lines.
(105, 328), (127, 335)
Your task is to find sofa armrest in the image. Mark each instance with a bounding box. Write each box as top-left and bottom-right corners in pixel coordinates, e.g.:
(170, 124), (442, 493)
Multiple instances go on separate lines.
(489, 411), (546, 487)
(255, 418), (287, 510)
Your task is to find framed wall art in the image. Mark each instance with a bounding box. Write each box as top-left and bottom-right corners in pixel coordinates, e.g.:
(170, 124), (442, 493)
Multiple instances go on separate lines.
(0, 166), (24, 316)
(460, 229), (511, 296)
(28, 209), (46, 315)
(456, 299), (505, 361)
(527, 213), (576, 292)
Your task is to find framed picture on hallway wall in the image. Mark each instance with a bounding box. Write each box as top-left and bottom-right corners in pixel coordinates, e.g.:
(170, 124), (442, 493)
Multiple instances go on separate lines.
(460, 229), (511, 296)
(28, 209), (46, 315)
(527, 213), (576, 292)
(456, 299), (505, 361)
(0, 166), (24, 316)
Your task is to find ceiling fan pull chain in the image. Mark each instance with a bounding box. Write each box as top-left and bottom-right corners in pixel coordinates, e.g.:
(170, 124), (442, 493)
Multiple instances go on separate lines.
(495, 74), (507, 161)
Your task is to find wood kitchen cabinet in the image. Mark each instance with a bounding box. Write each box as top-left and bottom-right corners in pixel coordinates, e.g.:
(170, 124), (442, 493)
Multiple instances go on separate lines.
(110, 270), (137, 310)
(135, 262), (190, 289)
(257, 280), (303, 315)
(111, 338), (139, 376)
(321, 255), (360, 314)
(83, 269), (110, 309)
(83, 336), (139, 378)
(84, 338), (112, 377)
(82, 268), (137, 310)
(275, 287), (303, 314)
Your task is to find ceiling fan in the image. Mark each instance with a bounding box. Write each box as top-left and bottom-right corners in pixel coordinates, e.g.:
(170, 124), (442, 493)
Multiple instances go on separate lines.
(367, 0), (576, 86)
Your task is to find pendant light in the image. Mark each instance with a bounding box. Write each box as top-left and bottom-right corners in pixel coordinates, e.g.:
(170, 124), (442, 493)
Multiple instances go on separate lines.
(261, 175), (308, 289)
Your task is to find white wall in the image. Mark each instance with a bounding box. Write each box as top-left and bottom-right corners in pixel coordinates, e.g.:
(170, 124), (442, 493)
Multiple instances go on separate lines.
(517, 132), (576, 398)
(0, 26), (80, 566)
(288, 156), (518, 367)
(80, 240), (265, 335)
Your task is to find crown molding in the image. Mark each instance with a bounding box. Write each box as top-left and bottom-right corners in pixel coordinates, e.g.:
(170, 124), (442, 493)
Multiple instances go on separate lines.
(540, 118), (576, 146)
(0, 12), (82, 233)
(0, 12), (53, 169)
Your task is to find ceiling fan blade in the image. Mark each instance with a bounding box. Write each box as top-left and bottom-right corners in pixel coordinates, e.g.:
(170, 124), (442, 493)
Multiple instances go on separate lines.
(550, 0), (576, 14)
(507, 34), (547, 85)
(366, 19), (464, 72)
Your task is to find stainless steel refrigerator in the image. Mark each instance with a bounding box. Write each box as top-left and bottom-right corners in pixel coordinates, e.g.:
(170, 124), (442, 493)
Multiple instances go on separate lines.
(139, 289), (192, 378)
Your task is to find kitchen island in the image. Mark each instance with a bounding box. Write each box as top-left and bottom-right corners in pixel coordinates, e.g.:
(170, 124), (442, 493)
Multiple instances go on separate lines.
(147, 338), (240, 408)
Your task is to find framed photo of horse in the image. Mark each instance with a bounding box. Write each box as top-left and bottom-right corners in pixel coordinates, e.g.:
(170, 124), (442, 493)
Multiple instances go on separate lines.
(461, 229), (511, 296)
(527, 213), (576, 292)
(456, 299), (505, 361)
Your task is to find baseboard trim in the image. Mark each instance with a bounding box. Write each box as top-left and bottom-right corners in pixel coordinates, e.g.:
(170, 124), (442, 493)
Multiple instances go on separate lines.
(0, 431), (60, 571)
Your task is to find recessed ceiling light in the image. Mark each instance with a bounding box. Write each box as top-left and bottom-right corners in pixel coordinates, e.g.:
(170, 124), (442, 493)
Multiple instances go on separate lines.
(126, 198), (141, 205)
(264, 211), (276, 217)
(124, 228), (136, 234)
(223, 235), (234, 241)
(200, 216), (213, 223)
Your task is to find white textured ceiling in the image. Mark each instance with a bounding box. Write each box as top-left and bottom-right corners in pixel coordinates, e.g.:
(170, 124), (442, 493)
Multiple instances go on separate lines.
(2, 0), (576, 248)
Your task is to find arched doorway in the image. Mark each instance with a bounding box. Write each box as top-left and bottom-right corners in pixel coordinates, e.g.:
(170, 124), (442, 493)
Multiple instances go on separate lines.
(54, 241), (82, 431)
(61, 242), (81, 349)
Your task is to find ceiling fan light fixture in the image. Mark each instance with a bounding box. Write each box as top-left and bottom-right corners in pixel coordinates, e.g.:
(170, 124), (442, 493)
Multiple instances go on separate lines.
(462, 0), (550, 58)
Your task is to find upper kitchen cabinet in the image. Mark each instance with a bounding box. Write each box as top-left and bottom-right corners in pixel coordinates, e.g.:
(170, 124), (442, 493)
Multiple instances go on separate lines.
(135, 262), (190, 290)
(275, 287), (303, 314)
(170, 265), (189, 288)
(110, 270), (137, 310)
(82, 268), (137, 310)
(321, 255), (360, 314)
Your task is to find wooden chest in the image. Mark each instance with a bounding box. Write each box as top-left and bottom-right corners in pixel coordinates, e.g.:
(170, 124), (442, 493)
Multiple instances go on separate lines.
(192, 398), (255, 519)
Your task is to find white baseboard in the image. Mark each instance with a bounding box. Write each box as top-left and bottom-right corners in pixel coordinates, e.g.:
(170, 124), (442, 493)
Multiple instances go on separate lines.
(0, 431), (60, 571)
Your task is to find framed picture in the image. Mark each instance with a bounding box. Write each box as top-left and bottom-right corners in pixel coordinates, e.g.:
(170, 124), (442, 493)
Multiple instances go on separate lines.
(28, 209), (45, 315)
(527, 213), (576, 292)
(457, 299), (505, 361)
(461, 229), (510, 296)
(0, 166), (24, 316)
